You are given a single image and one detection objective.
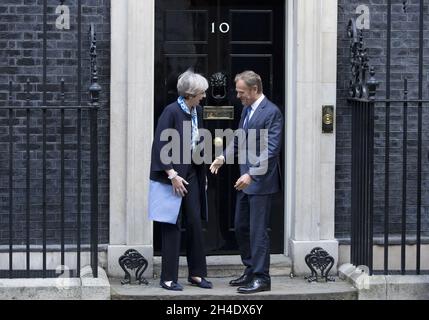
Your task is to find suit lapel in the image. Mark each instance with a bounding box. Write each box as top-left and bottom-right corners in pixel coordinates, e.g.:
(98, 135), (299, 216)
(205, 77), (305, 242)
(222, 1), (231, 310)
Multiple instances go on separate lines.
(247, 97), (267, 128)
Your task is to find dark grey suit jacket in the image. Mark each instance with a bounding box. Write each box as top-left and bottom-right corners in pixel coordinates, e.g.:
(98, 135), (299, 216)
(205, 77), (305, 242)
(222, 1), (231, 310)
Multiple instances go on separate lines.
(225, 97), (284, 195)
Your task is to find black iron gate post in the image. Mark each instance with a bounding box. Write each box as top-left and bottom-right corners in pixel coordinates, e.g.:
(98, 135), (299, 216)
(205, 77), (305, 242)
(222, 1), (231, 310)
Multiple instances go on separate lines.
(89, 23), (101, 278)
(348, 19), (378, 273)
(350, 79), (377, 272)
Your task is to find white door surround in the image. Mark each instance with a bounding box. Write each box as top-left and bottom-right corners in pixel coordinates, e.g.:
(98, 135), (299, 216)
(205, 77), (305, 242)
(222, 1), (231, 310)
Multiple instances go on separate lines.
(107, 0), (338, 277)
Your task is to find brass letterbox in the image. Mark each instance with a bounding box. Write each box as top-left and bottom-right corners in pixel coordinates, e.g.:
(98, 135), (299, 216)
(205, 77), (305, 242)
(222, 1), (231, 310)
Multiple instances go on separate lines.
(203, 106), (234, 120)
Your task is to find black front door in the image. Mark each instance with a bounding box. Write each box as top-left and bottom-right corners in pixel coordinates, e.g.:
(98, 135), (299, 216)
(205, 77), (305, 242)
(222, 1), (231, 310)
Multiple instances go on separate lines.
(154, 0), (285, 255)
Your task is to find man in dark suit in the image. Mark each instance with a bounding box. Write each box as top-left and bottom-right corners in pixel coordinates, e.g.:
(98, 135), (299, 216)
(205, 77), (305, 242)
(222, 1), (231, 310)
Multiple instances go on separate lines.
(210, 70), (283, 294)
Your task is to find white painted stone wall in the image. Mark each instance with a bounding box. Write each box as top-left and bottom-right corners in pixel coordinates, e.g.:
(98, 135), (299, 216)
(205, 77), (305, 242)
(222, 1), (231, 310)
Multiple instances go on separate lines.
(0, 250), (107, 271)
(288, 0), (339, 275)
(108, 0), (155, 278)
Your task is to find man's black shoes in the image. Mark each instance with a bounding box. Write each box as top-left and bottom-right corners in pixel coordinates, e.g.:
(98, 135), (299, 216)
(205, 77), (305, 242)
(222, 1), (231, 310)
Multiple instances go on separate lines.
(237, 278), (271, 294)
(229, 273), (253, 287)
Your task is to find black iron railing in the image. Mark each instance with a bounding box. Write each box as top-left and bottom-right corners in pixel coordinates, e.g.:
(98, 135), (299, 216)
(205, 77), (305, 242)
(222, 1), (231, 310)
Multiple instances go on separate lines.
(0, 23), (100, 278)
(348, 2), (429, 275)
(0, 105), (98, 279)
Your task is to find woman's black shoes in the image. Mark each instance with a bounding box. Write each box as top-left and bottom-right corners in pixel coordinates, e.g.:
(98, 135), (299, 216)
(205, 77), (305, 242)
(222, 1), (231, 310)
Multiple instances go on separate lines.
(188, 276), (213, 289)
(160, 280), (183, 291)
(160, 278), (213, 290)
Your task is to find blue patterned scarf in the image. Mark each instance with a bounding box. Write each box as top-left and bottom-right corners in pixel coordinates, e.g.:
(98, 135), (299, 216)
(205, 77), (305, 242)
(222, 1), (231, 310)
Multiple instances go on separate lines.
(177, 96), (199, 151)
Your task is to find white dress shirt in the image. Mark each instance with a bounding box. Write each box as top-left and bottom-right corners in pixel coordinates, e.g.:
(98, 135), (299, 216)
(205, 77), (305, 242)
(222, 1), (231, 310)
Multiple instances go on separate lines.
(244, 94), (265, 127)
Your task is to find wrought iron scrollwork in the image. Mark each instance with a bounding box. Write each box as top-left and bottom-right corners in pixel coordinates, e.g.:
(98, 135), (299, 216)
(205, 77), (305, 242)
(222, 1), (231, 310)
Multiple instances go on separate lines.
(89, 23), (101, 105)
(348, 19), (370, 99)
(304, 247), (335, 283)
(348, 19), (379, 101)
(119, 249), (149, 285)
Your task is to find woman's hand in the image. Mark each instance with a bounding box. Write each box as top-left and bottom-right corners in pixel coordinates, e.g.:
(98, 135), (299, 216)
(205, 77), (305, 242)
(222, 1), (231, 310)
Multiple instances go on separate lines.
(171, 175), (189, 197)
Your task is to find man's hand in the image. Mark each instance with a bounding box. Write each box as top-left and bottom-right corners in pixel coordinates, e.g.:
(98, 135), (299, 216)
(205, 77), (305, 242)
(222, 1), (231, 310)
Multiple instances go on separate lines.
(210, 156), (225, 174)
(234, 173), (252, 191)
(171, 176), (189, 197)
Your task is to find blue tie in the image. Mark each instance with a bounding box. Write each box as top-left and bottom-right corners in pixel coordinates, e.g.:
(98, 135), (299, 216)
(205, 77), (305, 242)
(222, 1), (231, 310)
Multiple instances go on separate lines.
(243, 107), (251, 130)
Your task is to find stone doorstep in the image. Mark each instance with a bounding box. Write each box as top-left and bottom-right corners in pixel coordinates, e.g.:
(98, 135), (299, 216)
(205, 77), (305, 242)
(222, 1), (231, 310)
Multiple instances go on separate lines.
(153, 255), (292, 278)
(110, 276), (358, 300)
(0, 266), (110, 300)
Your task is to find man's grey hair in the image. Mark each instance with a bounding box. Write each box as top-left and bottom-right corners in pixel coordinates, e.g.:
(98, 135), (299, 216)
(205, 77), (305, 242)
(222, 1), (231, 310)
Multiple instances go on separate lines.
(177, 70), (209, 98)
(234, 70), (263, 94)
